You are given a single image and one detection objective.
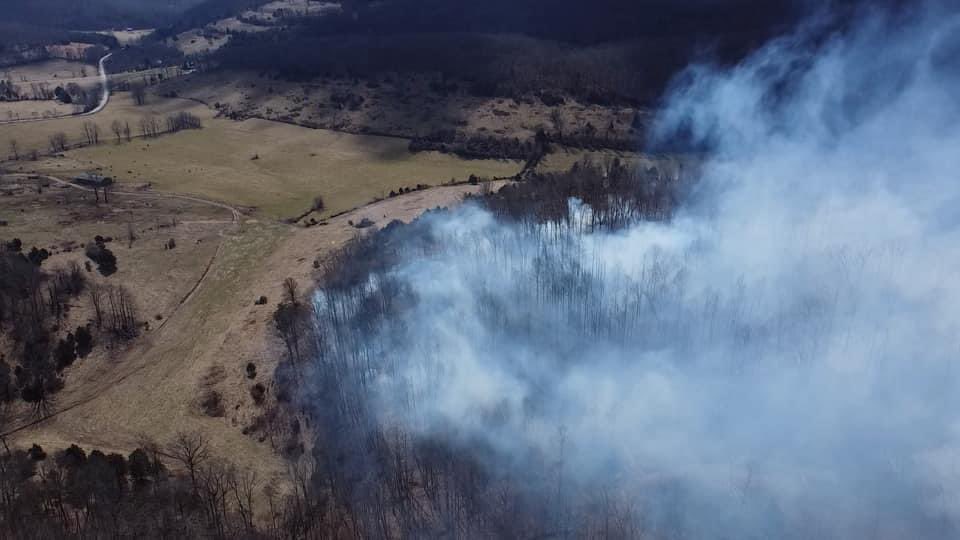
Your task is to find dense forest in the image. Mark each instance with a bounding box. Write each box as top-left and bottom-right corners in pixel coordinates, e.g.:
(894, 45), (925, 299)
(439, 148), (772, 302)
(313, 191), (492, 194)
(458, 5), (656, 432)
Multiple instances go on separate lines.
(262, 160), (692, 538)
(322, 0), (808, 45)
(214, 0), (876, 105)
(0, 0), (207, 31)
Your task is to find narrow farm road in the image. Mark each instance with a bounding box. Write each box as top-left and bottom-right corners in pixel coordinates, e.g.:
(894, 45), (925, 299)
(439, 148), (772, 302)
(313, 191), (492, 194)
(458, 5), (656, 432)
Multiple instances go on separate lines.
(0, 52), (113, 126)
(79, 52), (114, 117)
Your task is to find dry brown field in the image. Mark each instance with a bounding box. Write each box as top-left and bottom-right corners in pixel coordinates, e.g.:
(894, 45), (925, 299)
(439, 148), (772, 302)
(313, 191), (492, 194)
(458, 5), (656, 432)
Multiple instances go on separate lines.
(23, 116), (521, 219)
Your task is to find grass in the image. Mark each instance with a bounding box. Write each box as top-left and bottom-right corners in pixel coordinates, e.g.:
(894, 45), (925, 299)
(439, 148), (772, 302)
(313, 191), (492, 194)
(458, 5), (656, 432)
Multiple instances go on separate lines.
(0, 100), (78, 122)
(63, 117), (523, 218)
(1, 92), (213, 157)
(1, 59), (97, 83)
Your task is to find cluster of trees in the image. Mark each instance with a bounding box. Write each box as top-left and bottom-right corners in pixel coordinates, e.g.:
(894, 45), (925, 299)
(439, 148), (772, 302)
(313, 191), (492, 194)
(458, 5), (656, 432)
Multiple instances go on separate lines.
(109, 119), (133, 143)
(0, 432), (266, 539)
(84, 237), (117, 276)
(0, 246), (88, 412)
(86, 283), (139, 340)
(218, 31), (677, 105)
(23, 112), (200, 159)
(481, 157), (682, 229)
(56, 83), (102, 112)
(244, 157), (693, 537)
(0, 80), (98, 110)
(409, 129), (539, 161)
(0, 231), (140, 413)
(139, 112), (203, 139)
(0, 158), (686, 537)
(104, 42), (183, 74)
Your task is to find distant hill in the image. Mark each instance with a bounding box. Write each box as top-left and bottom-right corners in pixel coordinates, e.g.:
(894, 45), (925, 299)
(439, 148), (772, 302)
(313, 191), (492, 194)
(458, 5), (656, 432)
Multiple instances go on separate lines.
(0, 0), (213, 31)
(319, 0), (810, 45)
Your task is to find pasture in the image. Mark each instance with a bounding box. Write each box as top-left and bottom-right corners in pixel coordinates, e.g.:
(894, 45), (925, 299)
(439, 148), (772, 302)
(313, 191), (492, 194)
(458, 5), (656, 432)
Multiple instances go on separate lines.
(60, 117), (522, 218)
(1, 92), (213, 157)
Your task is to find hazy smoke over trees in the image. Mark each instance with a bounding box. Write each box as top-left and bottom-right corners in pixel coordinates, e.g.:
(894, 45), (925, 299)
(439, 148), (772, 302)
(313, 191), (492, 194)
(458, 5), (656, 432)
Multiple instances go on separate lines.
(308, 1), (960, 537)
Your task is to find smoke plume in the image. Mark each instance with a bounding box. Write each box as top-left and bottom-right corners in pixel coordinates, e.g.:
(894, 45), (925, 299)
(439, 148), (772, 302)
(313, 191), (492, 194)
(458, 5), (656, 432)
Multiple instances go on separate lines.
(310, 1), (960, 537)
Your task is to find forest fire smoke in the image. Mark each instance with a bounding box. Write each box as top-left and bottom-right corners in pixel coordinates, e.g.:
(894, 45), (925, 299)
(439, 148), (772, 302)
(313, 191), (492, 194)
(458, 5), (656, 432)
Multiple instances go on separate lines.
(308, 2), (960, 536)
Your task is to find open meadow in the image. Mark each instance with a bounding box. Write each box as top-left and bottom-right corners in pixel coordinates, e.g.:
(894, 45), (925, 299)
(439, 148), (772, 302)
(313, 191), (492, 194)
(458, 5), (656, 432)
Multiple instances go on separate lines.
(29, 116), (522, 219)
(95, 28), (154, 45)
(2, 92), (214, 156)
(1, 59), (98, 84)
(0, 100), (79, 122)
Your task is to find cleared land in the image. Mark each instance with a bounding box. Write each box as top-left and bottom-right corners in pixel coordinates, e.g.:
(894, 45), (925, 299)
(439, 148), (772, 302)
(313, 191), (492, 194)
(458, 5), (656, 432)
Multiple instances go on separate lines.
(169, 28), (232, 55)
(96, 29), (154, 45)
(0, 174), (230, 338)
(0, 100), (78, 122)
(3, 176), (499, 521)
(2, 59), (98, 83)
(46, 117), (521, 219)
(168, 0), (337, 54)
(0, 60), (183, 125)
(1, 92), (213, 157)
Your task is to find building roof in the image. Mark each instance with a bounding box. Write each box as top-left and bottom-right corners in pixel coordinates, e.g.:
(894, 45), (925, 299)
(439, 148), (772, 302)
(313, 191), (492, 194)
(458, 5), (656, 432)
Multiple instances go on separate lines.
(73, 172), (113, 186)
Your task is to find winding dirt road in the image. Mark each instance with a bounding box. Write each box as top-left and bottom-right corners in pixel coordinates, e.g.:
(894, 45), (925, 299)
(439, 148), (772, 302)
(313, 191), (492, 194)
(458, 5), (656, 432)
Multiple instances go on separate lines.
(79, 53), (114, 117)
(0, 52), (113, 126)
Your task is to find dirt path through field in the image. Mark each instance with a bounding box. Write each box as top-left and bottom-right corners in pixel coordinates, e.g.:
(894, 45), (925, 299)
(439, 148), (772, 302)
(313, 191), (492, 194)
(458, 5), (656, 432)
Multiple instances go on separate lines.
(79, 53), (113, 117)
(0, 53), (113, 126)
(3, 179), (497, 508)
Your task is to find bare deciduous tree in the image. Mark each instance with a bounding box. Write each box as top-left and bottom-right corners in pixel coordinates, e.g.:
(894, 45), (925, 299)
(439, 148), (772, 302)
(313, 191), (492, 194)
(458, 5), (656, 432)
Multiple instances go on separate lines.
(168, 431), (210, 494)
(550, 108), (565, 137)
(88, 282), (104, 329)
(131, 83), (147, 106)
(283, 277), (299, 306)
(229, 468), (259, 531)
(110, 119), (123, 143)
(138, 115), (161, 138)
(7, 139), (18, 161)
(82, 121), (100, 146)
(48, 132), (68, 153)
(105, 284), (137, 338)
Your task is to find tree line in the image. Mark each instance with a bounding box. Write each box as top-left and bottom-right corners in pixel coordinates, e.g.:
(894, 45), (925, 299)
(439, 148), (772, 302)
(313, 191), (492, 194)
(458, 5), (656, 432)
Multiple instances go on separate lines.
(247, 157), (691, 538)
(4, 112), (202, 161)
(0, 157), (687, 538)
(0, 432), (263, 539)
(214, 0), (811, 107)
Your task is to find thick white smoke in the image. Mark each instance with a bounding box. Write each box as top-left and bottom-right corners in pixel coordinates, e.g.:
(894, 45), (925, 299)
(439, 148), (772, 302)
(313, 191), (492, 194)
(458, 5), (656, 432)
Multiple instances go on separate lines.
(313, 1), (960, 536)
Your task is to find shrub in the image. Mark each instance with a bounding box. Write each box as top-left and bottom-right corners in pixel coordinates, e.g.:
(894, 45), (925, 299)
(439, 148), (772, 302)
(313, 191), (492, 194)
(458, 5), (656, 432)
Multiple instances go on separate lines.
(28, 444), (46, 461)
(199, 389), (225, 417)
(250, 383), (266, 404)
(27, 246), (50, 266)
(54, 334), (77, 370)
(85, 240), (117, 276)
(75, 326), (93, 358)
